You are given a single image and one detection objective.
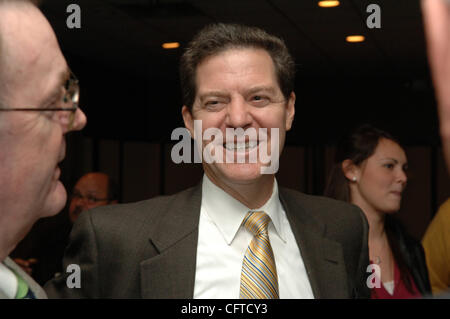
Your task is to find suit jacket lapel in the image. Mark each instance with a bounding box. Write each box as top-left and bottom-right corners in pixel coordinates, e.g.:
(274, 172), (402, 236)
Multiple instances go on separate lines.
(3, 257), (47, 299)
(140, 184), (202, 298)
(279, 189), (349, 298)
(139, 184), (350, 298)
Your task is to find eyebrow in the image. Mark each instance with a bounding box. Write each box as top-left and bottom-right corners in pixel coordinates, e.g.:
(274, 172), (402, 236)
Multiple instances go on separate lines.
(381, 157), (408, 165)
(198, 91), (229, 101)
(245, 86), (278, 96)
(385, 158), (399, 163)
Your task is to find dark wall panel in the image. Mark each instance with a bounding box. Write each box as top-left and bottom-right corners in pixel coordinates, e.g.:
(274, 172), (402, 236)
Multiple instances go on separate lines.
(277, 146), (306, 192)
(164, 143), (204, 195)
(122, 142), (161, 203)
(398, 147), (432, 240)
(99, 139), (120, 186)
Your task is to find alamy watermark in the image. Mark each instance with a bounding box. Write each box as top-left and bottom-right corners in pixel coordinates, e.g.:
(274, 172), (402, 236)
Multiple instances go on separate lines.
(66, 4), (81, 29)
(171, 120), (280, 174)
(62, 261), (382, 290)
(65, 4), (381, 31)
(366, 263), (381, 289)
(366, 4), (381, 29)
(66, 264), (81, 288)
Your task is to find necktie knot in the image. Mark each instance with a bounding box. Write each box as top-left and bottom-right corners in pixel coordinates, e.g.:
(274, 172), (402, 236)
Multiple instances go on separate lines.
(243, 211), (270, 237)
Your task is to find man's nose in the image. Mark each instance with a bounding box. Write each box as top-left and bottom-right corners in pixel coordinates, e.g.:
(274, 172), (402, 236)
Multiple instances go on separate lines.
(225, 97), (252, 128)
(69, 108), (87, 132)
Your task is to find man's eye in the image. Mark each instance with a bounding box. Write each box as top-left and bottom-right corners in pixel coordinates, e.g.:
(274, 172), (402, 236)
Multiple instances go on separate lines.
(48, 99), (59, 108)
(48, 87), (65, 106)
(250, 95), (270, 106)
(204, 100), (226, 110)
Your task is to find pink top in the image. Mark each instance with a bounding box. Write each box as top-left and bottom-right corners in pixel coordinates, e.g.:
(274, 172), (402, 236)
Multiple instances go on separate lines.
(370, 260), (422, 299)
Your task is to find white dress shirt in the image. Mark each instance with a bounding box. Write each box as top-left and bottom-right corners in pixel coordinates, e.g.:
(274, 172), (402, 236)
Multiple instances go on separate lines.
(0, 261), (18, 299)
(193, 174), (314, 299)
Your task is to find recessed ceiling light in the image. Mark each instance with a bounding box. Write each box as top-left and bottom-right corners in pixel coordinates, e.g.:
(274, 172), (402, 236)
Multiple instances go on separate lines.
(346, 35), (365, 43)
(318, 1), (340, 7)
(162, 42), (180, 49)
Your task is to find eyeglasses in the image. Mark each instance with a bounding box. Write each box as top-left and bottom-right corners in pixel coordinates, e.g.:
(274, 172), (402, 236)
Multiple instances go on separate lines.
(0, 71), (80, 130)
(71, 192), (109, 205)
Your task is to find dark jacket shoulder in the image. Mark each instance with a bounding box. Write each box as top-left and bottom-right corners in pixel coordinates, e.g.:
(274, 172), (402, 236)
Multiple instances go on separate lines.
(84, 185), (201, 235)
(279, 188), (368, 239)
(46, 185), (202, 298)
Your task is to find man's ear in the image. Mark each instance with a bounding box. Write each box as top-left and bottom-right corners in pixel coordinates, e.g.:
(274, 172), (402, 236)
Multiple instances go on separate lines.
(182, 105), (194, 137)
(285, 92), (296, 131)
(342, 159), (359, 182)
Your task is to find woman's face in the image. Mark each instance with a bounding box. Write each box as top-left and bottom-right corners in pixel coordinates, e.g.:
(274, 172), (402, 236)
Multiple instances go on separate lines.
(351, 138), (408, 215)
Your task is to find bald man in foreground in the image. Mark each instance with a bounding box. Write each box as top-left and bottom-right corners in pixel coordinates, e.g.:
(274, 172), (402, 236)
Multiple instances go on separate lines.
(0, 0), (86, 298)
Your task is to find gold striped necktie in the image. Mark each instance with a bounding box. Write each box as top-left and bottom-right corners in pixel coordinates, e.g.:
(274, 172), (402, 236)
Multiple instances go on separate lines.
(240, 211), (279, 299)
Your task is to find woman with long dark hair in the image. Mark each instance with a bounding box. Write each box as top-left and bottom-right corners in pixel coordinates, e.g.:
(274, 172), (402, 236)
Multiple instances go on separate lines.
(324, 124), (431, 298)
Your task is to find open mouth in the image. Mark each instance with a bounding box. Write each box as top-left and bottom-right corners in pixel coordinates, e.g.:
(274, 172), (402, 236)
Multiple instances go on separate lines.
(223, 140), (259, 151)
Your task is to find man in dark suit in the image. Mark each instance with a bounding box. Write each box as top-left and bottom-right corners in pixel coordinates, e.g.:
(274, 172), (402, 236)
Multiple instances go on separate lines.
(45, 23), (370, 299)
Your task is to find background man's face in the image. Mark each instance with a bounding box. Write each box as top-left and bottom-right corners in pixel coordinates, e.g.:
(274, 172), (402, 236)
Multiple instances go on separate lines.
(69, 173), (112, 223)
(183, 48), (295, 189)
(0, 4), (86, 227)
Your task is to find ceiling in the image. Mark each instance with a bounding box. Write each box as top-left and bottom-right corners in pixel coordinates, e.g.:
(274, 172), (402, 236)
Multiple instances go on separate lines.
(40, 0), (438, 145)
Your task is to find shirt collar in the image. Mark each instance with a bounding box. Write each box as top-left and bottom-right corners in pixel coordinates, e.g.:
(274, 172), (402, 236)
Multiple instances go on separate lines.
(201, 174), (286, 245)
(0, 262), (18, 299)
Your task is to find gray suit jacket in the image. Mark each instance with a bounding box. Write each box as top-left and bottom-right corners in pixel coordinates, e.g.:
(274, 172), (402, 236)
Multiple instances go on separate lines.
(1, 257), (47, 299)
(45, 184), (370, 299)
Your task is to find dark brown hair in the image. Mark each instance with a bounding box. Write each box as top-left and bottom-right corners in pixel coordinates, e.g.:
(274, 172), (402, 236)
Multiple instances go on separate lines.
(179, 23), (295, 110)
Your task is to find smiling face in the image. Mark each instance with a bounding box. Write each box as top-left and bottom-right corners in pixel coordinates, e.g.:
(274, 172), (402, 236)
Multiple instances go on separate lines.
(182, 48), (295, 192)
(0, 3), (86, 232)
(349, 138), (408, 215)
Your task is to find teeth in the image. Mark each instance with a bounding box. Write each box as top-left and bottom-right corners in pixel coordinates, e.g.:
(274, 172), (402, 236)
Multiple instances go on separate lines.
(224, 141), (258, 151)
